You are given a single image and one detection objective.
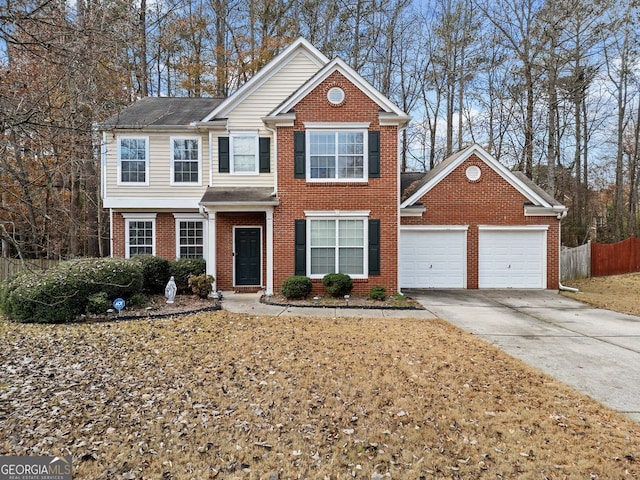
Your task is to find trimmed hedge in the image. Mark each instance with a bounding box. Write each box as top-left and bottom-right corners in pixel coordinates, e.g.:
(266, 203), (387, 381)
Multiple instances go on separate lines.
(322, 273), (353, 298)
(369, 285), (386, 300)
(132, 255), (171, 294)
(281, 276), (312, 299)
(170, 258), (206, 293)
(188, 274), (214, 299)
(1, 258), (143, 323)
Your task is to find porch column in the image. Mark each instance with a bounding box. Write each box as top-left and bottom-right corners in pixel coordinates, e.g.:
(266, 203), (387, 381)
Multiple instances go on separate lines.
(207, 210), (217, 292)
(266, 207), (274, 295)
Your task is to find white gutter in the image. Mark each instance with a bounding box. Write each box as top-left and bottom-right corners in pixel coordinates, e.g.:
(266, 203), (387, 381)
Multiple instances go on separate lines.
(557, 210), (579, 292)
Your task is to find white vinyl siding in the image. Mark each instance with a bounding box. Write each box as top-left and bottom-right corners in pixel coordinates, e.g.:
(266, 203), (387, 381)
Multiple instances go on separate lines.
(104, 133), (209, 205)
(105, 52), (319, 197)
(211, 52), (320, 188)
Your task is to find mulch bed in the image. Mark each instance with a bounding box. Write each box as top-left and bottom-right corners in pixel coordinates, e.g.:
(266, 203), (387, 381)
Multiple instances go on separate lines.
(261, 293), (425, 310)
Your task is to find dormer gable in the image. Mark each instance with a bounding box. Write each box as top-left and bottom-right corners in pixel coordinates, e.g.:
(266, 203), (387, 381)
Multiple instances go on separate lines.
(263, 57), (410, 129)
(201, 38), (330, 122)
(401, 144), (566, 217)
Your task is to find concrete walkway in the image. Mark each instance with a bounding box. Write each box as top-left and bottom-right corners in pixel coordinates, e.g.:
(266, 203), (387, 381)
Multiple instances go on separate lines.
(220, 291), (437, 319)
(221, 289), (640, 423)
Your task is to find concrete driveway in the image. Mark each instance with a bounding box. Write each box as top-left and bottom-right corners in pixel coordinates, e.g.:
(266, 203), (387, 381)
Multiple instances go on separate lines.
(408, 289), (640, 422)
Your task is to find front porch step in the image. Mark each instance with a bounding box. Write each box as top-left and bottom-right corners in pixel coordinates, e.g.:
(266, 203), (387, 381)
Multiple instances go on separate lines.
(234, 286), (262, 294)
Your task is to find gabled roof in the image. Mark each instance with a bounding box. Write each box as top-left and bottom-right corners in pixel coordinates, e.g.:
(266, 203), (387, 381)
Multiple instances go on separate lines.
(400, 144), (566, 214)
(265, 57), (410, 123)
(202, 37), (330, 122)
(99, 97), (223, 128)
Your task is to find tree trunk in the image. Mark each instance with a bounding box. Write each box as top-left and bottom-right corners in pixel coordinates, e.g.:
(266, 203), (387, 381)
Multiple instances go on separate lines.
(138, 0), (148, 97)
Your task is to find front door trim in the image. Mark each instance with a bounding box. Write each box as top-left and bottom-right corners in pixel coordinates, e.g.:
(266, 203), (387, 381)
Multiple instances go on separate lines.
(233, 226), (263, 287)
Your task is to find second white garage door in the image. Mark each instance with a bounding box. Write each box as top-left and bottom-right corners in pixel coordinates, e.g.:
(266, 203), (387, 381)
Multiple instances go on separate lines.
(399, 227), (467, 288)
(478, 227), (547, 288)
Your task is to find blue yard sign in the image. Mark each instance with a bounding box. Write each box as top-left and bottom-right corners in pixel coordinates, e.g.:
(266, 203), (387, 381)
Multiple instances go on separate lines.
(113, 298), (125, 312)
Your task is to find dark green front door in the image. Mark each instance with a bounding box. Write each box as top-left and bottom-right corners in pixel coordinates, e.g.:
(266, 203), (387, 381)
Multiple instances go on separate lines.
(235, 227), (261, 286)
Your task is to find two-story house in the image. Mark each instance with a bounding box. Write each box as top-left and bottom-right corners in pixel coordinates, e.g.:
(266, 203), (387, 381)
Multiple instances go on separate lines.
(100, 37), (566, 295)
(100, 38), (408, 296)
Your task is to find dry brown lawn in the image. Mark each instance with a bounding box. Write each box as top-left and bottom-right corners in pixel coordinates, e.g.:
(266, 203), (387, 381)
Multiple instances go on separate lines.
(1, 311), (639, 479)
(561, 272), (640, 316)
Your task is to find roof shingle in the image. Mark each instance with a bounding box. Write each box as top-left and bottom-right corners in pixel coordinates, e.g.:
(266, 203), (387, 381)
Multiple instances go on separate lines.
(100, 97), (223, 128)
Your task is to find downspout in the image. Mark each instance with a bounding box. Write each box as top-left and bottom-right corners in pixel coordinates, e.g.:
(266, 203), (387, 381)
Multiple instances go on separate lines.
(556, 210), (580, 292)
(263, 125), (277, 296)
(396, 123), (408, 295)
(264, 125), (278, 196)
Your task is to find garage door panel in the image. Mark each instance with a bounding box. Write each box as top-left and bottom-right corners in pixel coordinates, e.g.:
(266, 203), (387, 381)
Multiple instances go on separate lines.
(479, 229), (545, 289)
(400, 229), (466, 288)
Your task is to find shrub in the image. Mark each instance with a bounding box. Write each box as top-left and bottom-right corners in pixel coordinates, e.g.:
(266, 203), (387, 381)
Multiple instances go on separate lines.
(170, 258), (206, 293)
(87, 292), (111, 314)
(127, 292), (148, 308)
(188, 274), (214, 299)
(131, 255), (171, 294)
(281, 276), (312, 300)
(369, 285), (386, 301)
(322, 273), (353, 298)
(2, 258), (143, 323)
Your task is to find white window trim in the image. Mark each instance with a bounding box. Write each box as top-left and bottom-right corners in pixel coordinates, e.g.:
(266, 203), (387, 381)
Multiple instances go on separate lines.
(305, 211), (369, 279)
(173, 213), (206, 259)
(170, 136), (202, 186)
(122, 212), (157, 258)
(305, 128), (368, 182)
(117, 135), (150, 186)
(230, 133), (259, 175)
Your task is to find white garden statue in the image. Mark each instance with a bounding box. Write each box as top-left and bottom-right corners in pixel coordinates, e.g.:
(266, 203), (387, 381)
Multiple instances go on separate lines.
(165, 276), (177, 304)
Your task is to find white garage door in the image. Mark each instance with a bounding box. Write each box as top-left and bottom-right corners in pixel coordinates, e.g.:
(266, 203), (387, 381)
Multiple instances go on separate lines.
(400, 228), (467, 288)
(478, 227), (547, 288)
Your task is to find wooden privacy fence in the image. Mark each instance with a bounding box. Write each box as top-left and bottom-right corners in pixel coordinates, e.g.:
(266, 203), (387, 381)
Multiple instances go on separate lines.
(561, 242), (591, 281)
(0, 258), (60, 283)
(591, 237), (640, 277)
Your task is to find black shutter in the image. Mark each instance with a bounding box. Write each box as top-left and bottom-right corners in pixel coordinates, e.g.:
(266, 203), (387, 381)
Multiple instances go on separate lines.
(295, 219), (306, 276)
(294, 131), (306, 178)
(368, 219), (381, 275)
(218, 136), (230, 173)
(368, 131), (380, 178)
(259, 137), (270, 173)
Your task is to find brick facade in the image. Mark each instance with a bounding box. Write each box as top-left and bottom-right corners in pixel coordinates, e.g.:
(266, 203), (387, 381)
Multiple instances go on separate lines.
(215, 212), (266, 291)
(111, 212), (176, 260)
(272, 72), (399, 295)
(106, 46), (562, 295)
(401, 154), (561, 289)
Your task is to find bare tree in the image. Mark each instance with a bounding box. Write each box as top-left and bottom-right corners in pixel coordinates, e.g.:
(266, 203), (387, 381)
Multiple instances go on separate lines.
(603, 0), (637, 239)
(477, 0), (544, 178)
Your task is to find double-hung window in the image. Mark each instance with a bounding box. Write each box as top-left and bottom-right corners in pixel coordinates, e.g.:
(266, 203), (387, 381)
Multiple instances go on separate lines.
(118, 137), (149, 185)
(308, 216), (366, 277)
(308, 130), (366, 180)
(174, 214), (204, 259)
(171, 137), (201, 185)
(231, 134), (259, 174)
(123, 213), (156, 258)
